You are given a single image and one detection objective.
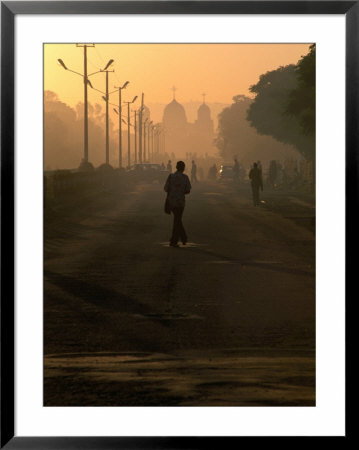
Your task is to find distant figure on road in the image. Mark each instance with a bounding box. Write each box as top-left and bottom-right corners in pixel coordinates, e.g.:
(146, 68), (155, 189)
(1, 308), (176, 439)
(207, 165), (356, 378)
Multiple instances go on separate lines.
(249, 162), (263, 206)
(268, 160), (278, 188)
(233, 158), (240, 183)
(167, 160), (172, 172)
(208, 164), (217, 180)
(164, 161), (191, 247)
(191, 160), (198, 183)
(161, 162), (165, 170)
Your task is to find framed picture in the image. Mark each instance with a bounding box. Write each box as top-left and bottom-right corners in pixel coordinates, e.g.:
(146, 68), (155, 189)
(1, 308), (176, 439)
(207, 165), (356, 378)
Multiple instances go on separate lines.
(1, 1), (353, 447)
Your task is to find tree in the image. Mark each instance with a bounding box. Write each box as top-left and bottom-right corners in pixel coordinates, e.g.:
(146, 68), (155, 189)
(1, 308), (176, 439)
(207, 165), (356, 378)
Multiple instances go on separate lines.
(286, 44), (315, 136)
(215, 95), (300, 164)
(44, 91), (117, 169)
(247, 61), (315, 161)
(215, 95), (252, 159)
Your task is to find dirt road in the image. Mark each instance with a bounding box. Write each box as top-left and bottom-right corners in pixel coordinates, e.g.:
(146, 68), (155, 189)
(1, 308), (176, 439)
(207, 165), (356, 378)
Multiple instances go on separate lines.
(44, 180), (315, 406)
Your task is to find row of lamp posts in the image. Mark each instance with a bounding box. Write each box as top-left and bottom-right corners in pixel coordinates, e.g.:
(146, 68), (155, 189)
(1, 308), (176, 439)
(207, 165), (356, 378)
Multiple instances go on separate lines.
(58, 44), (164, 169)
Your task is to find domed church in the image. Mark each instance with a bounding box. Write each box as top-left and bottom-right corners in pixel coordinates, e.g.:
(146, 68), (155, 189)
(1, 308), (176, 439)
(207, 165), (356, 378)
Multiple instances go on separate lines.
(192, 94), (214, 150)
(163, 99), (187, 129)
(195, 98), (214, 135)
(161, 89), (215, 158)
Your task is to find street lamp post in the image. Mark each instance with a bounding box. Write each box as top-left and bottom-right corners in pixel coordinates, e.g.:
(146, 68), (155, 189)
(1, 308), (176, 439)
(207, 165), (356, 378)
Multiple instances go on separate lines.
(105, 72), (110, 164)
(148, 121), (153, 162)
(143, 118), (148, 162)
(113, 81), (129, 168)
(124, 96), (138, 168)
(82, 45), (89, 163)
(134, 110), (137, 164)
(154, 124), (158, 157)
(154, 126), (157, 159)
(139, 93), (144, 163)
(64, 57), (114, 164)
(154, 125), (161, 155)
(100, 59), (115, 165)
(151, 125), (155, 161)
(58, 43), (95, 167)
(127, 102), (131, 167)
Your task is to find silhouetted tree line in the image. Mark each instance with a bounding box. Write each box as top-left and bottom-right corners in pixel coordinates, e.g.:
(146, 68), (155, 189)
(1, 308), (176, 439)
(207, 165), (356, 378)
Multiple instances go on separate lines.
(286, 44), (315, 136)
(217, 45), (315, 163)
(44, 91), (117, 169)
(248, 44), (315, 161)
(215, 95), (299, 165)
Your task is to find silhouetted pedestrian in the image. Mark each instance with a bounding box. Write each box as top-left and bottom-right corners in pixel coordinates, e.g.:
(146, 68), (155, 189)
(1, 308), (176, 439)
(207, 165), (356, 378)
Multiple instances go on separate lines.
(249, 162), (263, 206)
(268, 160), (278, 188)
(233, 158), (239, 183)
(167, 160), (172, 172)
(164, 161), (191, 247)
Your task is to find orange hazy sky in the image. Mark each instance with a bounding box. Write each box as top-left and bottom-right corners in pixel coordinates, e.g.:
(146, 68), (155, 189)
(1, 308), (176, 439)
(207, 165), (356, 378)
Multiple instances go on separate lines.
(44, 43), (311, 109)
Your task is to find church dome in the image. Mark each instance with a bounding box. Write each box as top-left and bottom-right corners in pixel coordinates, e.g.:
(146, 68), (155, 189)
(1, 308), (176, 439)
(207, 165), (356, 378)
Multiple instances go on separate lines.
(197, 102), (211, 121)
(163, 99), (187, 126)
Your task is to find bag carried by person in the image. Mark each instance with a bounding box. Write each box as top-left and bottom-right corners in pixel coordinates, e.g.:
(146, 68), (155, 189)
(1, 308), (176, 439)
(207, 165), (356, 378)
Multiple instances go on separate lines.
(164, 196), (171, 214)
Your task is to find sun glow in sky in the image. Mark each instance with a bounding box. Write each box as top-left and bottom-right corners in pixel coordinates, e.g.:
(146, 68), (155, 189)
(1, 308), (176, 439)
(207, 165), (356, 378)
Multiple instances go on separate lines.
(44, 43), (311, 112)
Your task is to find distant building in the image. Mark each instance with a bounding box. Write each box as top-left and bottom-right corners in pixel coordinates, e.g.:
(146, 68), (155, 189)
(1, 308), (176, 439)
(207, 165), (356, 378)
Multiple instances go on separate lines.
(195, 101), (214, 136)
(162, 98), (189, 156)
(161, 93), (215, 158)
(192, 100), (214, 152)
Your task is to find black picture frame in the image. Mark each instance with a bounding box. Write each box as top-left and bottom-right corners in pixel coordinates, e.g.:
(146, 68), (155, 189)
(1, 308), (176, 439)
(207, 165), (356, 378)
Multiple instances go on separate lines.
(1, 1), (354, 447)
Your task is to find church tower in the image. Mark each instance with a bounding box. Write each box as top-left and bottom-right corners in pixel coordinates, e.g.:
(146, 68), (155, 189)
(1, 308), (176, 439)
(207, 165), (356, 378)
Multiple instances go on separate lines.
(162, 87), (188, 157)
(195, 93), (214, 135)
(192, 94), (214, 153)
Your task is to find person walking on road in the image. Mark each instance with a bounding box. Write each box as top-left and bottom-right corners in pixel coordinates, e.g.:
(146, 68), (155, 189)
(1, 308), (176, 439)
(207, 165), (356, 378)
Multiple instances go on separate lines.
(167, 160), (172, 172)
(164, 161), (191, 247)
(233, 158), (240, 183)
(191, 160), (198, 183)
(268, 160), (278, 188)
(249, 162), (263, 206)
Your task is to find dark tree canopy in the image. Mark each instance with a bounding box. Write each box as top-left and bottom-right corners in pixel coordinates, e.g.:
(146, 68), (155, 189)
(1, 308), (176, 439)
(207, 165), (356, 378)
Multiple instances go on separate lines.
(286, 44), (315, 136)
(247, 51), (315, 161)
(215, 95), (252, 158)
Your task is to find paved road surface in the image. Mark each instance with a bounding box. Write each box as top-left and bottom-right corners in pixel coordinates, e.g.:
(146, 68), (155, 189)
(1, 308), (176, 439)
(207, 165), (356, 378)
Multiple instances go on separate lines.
(44, 180), (315, 406)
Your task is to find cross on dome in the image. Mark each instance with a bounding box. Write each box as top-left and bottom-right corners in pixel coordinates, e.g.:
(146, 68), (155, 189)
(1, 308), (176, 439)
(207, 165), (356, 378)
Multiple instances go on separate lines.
(172, 86), (177, 100)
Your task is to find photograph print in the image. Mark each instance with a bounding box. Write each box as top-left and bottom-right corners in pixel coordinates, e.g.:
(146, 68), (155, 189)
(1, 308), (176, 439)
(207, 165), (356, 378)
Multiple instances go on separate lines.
(44, 43), (315, 406)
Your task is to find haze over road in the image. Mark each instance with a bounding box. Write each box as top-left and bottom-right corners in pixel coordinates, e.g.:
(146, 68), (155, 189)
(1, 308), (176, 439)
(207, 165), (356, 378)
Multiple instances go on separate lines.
(44, 180), (315, 406)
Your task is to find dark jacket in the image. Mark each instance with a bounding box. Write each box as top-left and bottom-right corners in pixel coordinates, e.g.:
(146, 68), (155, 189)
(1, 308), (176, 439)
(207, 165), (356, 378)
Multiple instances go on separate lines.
(249, 167), (263, 189)
(164, 171), (191, 208)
